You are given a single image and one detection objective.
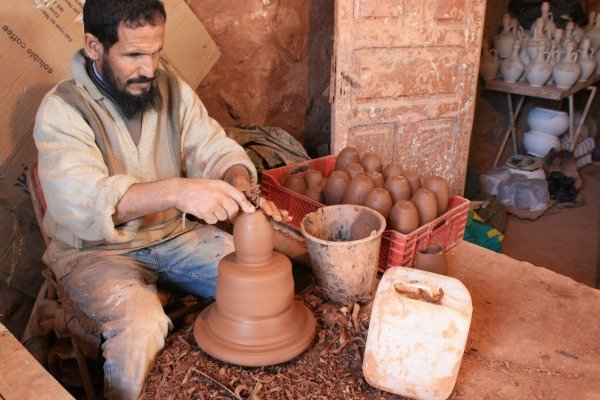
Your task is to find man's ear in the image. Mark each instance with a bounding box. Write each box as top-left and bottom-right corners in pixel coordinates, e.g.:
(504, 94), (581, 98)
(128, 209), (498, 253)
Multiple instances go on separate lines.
(83, 33), (103, 61)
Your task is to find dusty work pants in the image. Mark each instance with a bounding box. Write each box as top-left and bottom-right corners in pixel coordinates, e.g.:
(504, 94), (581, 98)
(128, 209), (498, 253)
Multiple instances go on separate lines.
(59, 225), (234, 400)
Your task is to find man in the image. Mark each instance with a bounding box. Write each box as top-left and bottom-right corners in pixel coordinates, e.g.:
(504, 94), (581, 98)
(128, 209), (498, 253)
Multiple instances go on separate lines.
(33, 0), (288, 398)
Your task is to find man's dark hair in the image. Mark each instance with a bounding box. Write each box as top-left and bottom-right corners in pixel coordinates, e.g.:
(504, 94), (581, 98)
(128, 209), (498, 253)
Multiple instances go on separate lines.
(83, 0), (167, 51)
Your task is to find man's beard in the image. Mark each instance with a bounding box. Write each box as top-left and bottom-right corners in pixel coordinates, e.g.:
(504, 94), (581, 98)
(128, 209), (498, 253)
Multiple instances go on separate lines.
(101, 57), (158, 119)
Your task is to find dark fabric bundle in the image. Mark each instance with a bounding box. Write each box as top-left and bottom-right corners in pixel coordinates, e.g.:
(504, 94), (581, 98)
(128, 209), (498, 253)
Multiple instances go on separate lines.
(547, 171), (578, 202)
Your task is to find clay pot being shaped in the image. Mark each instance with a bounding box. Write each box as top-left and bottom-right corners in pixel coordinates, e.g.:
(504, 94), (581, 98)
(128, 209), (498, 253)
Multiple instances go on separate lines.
(382, 163), (404, 181)
(578, 38), (596, 82)
(304, 170), (324, 189)
(411, 188), (438, 226)
(323, 170), (350, 205)
(384, 175), (411, 203)
(361, 153), (383, 173)
(342, 173), (375, 205)
(388, 200), (419, 234)
(525, 44), (552, 87)
(553, 42), (581, 88)
(304, 186), (324, 203)
(413, 245), (448, 275)
(194, 210), (316, 366)
(335, 146), (361, 171)
(480, 40), (500, 80)
(363, 188), (393, 220)
(283, 173), (307, 194)
(403, 171), (422, 196)
(494, 14), (516, 59)
(500, 41), (525, 83)
(345, 162), (366, 179)
(422, 175), (449, 216)
(367, 171), (385, 188)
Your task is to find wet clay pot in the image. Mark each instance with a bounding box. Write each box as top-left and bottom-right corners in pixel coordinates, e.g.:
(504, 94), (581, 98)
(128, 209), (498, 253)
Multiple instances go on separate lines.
(361, 153), (383, 173)
(194, 210), (316, 366)
(364, 188), (393, 219)
(367, 171), (385, 188)
(413, 245), (447, 275)
(335, 146), (361, 171)
(342, 173), (375, 205)
(411, 188), (438, 226)
(323, 170), (350, 205)
(304, 170), (324, 189)
(388, 200), (419, 234)
(403, 171), (422, 196)
(283, 173), (307, 194)
(384, 175), (411, 203)
(345, 162), (365, 179)
(422, 175), (449, 216)
(382, 163), (404, 181)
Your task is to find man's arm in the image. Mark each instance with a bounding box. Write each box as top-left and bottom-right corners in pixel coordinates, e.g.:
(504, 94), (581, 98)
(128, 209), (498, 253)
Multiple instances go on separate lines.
(112, 176), (255, 225)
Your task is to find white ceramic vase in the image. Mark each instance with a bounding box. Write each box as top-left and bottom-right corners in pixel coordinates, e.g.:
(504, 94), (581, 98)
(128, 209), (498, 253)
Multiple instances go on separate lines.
(500, 42), (525, 83)
(578, 38), (596, 81)
(553, 42), (581, 88)
(526, 44), (552, 87)
(495, 14), (516, 59)
(527, 107), (569, 136)
(523, 130), (562, 157)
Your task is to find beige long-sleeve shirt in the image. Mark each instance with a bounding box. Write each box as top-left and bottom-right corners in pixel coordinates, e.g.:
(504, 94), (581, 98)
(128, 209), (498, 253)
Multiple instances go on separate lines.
(33, 50), (256, 279)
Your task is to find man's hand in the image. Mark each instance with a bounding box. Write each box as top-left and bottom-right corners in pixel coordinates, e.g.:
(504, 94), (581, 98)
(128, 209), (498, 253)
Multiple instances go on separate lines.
(224, 165), (293, 223)
(174, 178), (255, 225)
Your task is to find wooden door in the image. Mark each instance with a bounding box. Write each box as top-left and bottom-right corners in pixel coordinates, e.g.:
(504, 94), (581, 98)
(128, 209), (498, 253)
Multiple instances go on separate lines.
(331, 0), (487, 195)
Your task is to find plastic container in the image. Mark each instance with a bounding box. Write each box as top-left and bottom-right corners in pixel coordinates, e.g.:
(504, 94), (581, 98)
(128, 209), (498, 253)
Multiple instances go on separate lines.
(261, 156), (469, 270)
(363, 266), (473, 400)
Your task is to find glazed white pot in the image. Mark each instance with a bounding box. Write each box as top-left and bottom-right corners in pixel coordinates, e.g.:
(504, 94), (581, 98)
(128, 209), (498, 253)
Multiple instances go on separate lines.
(527, 107), (569, 136)
(523, 130), (562, 157)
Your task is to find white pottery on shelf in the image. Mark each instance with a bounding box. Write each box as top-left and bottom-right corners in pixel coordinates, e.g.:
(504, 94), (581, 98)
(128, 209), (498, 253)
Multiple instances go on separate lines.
(585, 11), (596, 33)
(527, 107), (569, 136)
(479, 40), (500, 80)
(586, 15), (600, 48)
(500, 42), (525, 83)
(525, 44), (552, 87)
(553, 42), (581, 88)
(523, 130), (562, 157)
(578, 38), (596, 81)
(495, 14), (516, 59)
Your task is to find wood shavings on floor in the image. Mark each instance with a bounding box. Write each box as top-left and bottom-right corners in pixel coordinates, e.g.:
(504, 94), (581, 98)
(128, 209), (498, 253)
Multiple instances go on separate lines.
(141, 293), (407, 399)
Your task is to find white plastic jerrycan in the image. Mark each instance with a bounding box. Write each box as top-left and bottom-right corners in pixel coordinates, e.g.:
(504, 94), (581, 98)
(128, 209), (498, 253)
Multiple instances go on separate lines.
(363, 267), (472, 400)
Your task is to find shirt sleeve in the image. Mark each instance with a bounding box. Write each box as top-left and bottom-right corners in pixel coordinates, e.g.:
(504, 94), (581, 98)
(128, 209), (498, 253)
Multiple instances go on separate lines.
(177, 78), (258, 184)
(33, 91), (140, 245)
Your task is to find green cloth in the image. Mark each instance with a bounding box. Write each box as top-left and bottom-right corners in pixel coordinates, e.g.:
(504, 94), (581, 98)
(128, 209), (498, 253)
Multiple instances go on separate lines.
(464, 210), (503, 253)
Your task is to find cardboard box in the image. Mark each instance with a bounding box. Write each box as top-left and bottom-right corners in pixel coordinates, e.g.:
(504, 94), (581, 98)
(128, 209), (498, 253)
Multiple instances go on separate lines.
(0, 0), (220, 297)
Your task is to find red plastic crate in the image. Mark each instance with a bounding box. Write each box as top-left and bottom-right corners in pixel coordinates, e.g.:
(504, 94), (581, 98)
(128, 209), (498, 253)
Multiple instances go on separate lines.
(261, 156), (469, 270)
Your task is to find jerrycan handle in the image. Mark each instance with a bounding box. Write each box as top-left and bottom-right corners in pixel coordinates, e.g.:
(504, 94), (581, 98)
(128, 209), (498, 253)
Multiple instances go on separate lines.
(394, 281), (445, 303)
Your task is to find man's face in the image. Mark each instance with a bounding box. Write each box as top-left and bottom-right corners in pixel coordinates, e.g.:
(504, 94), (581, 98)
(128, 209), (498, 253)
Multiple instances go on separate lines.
(95, 22), (165, 116)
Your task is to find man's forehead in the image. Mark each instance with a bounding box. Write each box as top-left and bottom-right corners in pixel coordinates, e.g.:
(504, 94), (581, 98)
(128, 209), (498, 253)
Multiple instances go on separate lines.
(114, 22), (165, 51)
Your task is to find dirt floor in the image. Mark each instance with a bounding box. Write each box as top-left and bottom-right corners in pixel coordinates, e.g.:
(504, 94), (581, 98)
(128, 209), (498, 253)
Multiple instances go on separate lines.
(142, 242), (600, 400)
(501, 163), (600, 288)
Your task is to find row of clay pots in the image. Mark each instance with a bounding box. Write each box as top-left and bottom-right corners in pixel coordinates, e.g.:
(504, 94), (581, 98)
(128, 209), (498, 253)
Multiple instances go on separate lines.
(281, 146), (450, 235)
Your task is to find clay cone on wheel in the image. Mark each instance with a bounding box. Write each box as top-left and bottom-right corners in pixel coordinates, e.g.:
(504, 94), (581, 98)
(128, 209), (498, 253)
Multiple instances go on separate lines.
(194, 210), (316, 367)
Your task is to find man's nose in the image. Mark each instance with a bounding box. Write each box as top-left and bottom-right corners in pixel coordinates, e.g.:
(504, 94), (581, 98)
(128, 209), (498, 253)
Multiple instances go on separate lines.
(138, 54), (159, 78)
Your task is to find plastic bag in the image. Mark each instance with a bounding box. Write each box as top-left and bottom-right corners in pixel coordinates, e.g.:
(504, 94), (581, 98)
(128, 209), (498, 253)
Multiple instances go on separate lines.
(480, 167), (512, 196)
(497, 173), (549, 211)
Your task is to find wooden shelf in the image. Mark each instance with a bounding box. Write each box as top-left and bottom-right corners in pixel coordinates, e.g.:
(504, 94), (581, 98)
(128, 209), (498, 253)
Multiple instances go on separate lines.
(484, 73), (600, 100)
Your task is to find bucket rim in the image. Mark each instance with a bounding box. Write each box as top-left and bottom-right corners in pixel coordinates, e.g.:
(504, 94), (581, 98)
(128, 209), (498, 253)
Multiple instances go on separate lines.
(299, 204), (387, 246)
